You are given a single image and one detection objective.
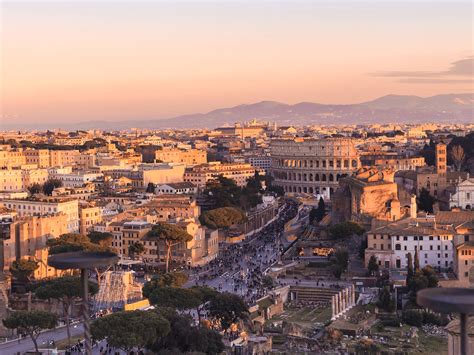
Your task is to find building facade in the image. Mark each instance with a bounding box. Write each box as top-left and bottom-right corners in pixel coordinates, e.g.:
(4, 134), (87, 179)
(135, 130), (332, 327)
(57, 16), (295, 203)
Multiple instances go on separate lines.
(183, 162), (257, 188)
(0, 198), (79, 232)
(270, 137), (360, 198)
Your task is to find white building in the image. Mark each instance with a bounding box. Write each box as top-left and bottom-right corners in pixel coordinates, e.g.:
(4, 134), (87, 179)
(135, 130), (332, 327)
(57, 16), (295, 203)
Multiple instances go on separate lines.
(365, 214), (456, 271)
(449, 176), (474, 210)
(246, 155), (272, 172)
(49, 171), (103, 188)
(155, 182), (197, 195)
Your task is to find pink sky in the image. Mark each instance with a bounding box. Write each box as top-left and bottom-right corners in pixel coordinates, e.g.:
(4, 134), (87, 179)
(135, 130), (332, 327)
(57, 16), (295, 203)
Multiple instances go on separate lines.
(1, 1), (472, 124)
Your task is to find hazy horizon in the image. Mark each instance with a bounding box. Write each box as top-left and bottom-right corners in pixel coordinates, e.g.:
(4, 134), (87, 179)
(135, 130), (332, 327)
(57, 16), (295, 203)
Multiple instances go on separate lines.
(1, 1), (473, 124)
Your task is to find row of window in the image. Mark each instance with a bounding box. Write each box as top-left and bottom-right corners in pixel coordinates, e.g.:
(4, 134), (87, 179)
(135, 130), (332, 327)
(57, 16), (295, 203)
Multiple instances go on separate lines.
(274, 158), (358, 169)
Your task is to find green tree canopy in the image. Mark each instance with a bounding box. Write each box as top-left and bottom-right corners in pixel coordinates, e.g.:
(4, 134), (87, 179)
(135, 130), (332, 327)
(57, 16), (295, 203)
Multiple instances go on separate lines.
(42, 178), (63, 196)
(46, 233), (108, 255)
(142, 272), (189, 297)
(10, 259), (39, 282)
(33, 276), (98, 345)
(87, 231), (113, 248)
(377, 286), (395, 312)
(329, 221), (365, 239)
(151, 308), (225, 354)
(3, 310), (57, 353)
(417, 188), (435, 214)
(310, 197), (326, 224)
(128, 241), (145, 260)
(207, 292), (248, 330)
(91, 310), (170, 352)
(367, 255), (379, 276)
(199, 207), (247, 229)
(145, 223), (193, 272)
(27, 183), (42, 195)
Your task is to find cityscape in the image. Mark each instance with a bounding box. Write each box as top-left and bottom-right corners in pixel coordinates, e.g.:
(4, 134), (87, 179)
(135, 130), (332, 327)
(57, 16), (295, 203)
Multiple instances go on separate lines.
(0, 1), (473, 355)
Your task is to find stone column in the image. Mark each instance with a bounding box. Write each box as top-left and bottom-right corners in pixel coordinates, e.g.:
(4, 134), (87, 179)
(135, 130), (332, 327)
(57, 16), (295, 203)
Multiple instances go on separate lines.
(331, 295), (336, 318)
(340, 290), (345, 312)
(352, 285), (356, 306)
(336, 293), (340, 315)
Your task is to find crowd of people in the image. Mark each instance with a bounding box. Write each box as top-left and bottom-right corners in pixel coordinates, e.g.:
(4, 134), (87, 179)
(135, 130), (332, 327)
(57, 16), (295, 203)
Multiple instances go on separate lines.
(190, 200), (298, 304)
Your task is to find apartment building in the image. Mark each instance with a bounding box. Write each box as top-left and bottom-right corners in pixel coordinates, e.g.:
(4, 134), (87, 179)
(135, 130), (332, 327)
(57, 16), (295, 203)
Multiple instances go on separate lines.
(184, 162), (257, 188)
(0, 198), (79, 232)
(154, 147), (207, 166)
(143, 195), (200, 221)
(79, 205), (103, 235)
(142, 220), (218, 266)
(0, 168), (49, 191)
(0, 214), (68, 279)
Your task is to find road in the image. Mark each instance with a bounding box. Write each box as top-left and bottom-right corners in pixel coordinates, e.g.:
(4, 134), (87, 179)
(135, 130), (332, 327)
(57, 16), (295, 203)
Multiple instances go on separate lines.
(188, 201), (298, 304)
(0, 323), (84, 354)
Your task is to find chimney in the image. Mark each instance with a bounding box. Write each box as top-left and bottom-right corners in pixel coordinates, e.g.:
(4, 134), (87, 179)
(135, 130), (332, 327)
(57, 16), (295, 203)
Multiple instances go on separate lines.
(410, 194), (417, 219)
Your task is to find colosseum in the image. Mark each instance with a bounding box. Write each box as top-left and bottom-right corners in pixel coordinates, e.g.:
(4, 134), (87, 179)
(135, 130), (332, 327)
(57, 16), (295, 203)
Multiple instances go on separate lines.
(270, 137), (360, 198)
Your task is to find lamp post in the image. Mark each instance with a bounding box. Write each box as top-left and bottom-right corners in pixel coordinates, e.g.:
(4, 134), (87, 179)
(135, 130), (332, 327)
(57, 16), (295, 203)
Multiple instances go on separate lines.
(417, 288), (474, 355)
(48, 251), (119, 355)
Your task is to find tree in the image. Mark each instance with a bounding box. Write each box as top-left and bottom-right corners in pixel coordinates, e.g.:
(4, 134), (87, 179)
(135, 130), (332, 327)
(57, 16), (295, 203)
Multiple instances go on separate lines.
(329, 221), (365, 239)
(42, 179), (63, 196)
(34, 276), (98, 345)
(10, 259), (39, 283)
(262, 275), (275, 289)
(402, 309), (423, 327)
(91, 310), (170, 353)
(145, 223), (193, 273)
(144, 285), (216, 323)
(142, 272), (189, 296)
(450, 145), (465, 171)
(146, 182), (156, 193)
(128, 241), (145, 260)
(315, 197), (326, 222)
(199, 207), (247, 230)
(406, 252), (414, 287)
(414, 249), (420, 272)
(417, 188), (435, 214)
(46, 233), (107, 255)
(359, 237), (368, 259)
(87, 231), (113, 248)
(151, 308), (225, 354)
(377, 286), (395, 312)
(27, 183), (42, 195)
(207, 292), (248, 330)
(367, 255), (379, 276)
(331, 248), (349, 272)
(410, 266), (438, 296)
(3, 310), (57, 353)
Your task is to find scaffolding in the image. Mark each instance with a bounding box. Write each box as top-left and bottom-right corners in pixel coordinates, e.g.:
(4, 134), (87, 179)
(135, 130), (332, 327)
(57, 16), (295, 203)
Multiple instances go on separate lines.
(93, 271), (143, 311)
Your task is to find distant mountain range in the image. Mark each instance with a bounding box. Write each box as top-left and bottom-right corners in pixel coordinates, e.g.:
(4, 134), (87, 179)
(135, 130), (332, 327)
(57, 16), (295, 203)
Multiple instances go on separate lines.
(5, 93), (474, 130)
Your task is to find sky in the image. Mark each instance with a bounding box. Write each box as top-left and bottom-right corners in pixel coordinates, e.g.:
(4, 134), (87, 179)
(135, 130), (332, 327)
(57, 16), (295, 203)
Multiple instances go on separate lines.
(0, 0), (473, 124)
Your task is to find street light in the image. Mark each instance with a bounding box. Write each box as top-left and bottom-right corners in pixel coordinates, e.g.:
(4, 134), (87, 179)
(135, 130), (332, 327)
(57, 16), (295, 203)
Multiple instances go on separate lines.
(417, 288), (474, 355)
(48, 251), (119, 355)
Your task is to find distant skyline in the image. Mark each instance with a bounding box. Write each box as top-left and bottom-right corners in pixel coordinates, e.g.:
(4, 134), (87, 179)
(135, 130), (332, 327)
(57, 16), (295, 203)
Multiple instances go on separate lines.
(1, 1), (473, 125)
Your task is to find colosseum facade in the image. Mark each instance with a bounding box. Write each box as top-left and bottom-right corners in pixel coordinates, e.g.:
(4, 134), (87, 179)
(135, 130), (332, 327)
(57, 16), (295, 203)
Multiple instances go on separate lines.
(270, 137), (361, 198)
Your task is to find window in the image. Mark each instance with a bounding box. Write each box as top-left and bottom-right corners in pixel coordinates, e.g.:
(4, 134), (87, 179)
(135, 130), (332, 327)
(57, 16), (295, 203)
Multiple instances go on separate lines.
(395, 244), (401, 250)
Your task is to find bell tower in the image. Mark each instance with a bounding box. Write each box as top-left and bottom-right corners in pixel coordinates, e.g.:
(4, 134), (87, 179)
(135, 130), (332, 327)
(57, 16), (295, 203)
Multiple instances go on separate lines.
(435, 142), (447, 177)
